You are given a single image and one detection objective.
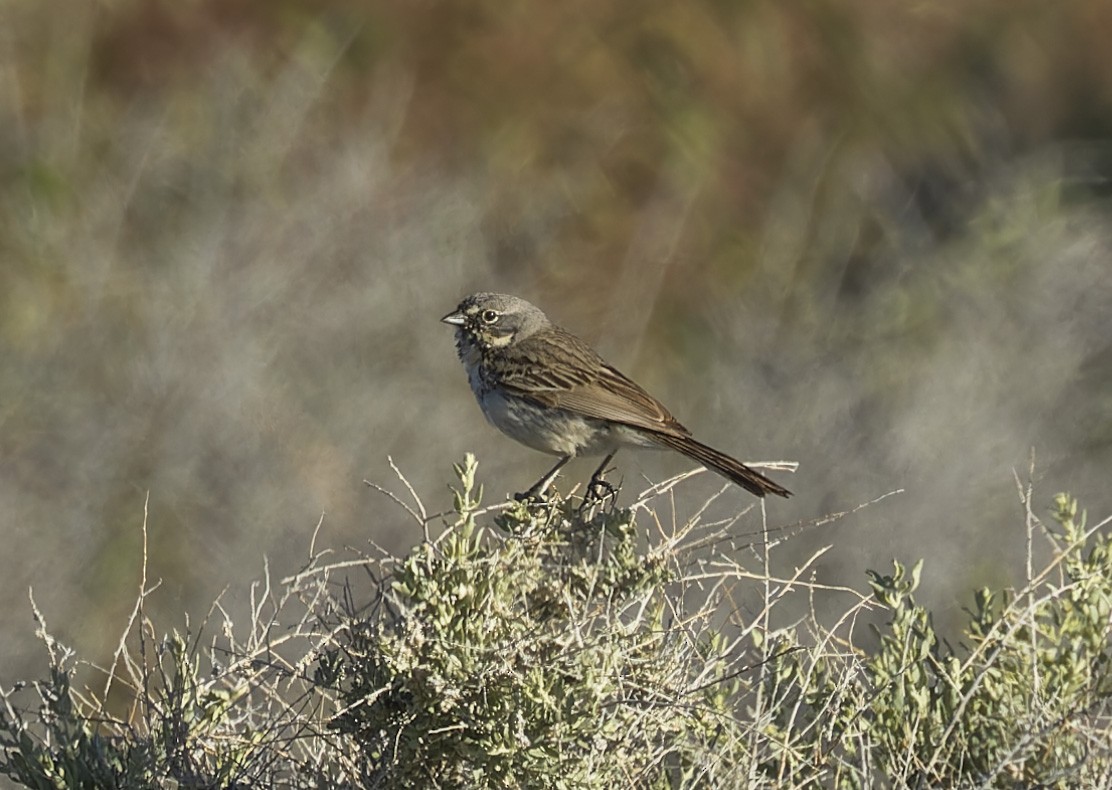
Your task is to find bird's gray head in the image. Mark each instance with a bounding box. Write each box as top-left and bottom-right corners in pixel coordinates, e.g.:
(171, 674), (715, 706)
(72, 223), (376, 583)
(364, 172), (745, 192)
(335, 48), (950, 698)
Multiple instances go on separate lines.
(441, 293), (551, 351)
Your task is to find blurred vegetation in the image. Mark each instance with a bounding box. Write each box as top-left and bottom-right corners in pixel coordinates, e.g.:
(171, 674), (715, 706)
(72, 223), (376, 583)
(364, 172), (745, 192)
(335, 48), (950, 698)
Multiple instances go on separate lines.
(1, 0), (1111, 697)
(2, 460), (1110, 787)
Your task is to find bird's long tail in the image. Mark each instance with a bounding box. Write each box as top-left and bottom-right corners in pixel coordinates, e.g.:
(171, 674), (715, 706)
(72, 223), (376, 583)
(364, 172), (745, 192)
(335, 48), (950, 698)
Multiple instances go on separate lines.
(654, 433), (792, 498)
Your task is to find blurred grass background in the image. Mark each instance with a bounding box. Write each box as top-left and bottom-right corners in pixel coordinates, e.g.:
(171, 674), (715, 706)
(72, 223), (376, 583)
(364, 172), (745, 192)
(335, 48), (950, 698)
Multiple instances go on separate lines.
(2, 0), (1111, 681)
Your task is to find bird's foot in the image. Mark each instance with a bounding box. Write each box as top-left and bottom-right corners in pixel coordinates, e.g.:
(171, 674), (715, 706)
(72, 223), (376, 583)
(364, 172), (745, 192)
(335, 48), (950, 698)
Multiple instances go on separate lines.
(515, 456), (570, 505)
(514, 482), (561, 507)
(587, 475), (617, 502)
(578, 472), (620, 516)
(514, 489), (548, 505)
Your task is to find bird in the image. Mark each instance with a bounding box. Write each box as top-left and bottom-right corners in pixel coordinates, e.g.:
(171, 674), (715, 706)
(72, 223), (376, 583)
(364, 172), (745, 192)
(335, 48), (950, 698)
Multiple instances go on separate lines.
(441, 292), (792, 501)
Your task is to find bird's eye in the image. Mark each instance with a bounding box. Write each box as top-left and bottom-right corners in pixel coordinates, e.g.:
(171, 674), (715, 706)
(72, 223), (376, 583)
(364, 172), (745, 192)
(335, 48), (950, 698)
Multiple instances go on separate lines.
(481, 309), (499, 324)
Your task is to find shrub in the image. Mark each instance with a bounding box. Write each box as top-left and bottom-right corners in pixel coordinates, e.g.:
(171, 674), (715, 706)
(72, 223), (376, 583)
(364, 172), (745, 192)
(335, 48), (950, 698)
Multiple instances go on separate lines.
(1, 458), (1110, 788)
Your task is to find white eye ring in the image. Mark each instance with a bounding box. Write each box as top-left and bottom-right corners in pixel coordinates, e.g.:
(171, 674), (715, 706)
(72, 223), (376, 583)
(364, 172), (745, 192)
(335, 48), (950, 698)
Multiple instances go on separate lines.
(481, 309), (499, 324)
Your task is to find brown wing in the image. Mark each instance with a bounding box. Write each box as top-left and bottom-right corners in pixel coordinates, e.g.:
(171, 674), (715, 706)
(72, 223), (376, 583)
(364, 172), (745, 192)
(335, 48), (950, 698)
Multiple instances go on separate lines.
(496, 327), (691, 437)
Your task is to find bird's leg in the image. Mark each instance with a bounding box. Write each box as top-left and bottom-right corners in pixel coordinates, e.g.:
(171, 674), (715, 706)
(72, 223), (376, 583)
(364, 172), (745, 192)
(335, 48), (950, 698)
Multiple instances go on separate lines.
(585, 452), (618, 503)
(517, 456), (571, 501)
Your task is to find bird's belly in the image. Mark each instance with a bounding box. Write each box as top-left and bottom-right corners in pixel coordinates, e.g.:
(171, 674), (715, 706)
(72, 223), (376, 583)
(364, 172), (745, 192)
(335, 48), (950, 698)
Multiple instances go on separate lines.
(478, 388), (656, 457)
(478, 389), (589, 455)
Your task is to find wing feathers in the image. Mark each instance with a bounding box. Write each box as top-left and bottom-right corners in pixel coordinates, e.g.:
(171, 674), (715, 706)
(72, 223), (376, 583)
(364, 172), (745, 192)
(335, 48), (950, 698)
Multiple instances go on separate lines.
(495, 328), (689, 436)
(489, 325), (791, 498)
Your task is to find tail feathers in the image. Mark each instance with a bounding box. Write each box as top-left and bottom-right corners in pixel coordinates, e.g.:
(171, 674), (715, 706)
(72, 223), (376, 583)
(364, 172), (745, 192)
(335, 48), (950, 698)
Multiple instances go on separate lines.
(654, 433), (792, 499)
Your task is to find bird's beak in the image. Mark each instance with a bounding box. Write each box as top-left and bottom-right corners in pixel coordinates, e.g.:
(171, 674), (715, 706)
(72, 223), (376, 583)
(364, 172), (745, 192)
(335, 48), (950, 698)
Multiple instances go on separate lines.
(441, 310), (466, 326)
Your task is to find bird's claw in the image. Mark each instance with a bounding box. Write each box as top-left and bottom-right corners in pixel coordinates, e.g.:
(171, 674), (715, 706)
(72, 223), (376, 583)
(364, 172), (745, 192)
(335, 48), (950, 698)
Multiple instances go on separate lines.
(587, 476), (617, 502)
(514, 487), (556, 507)
(577, 472), (619, 516)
